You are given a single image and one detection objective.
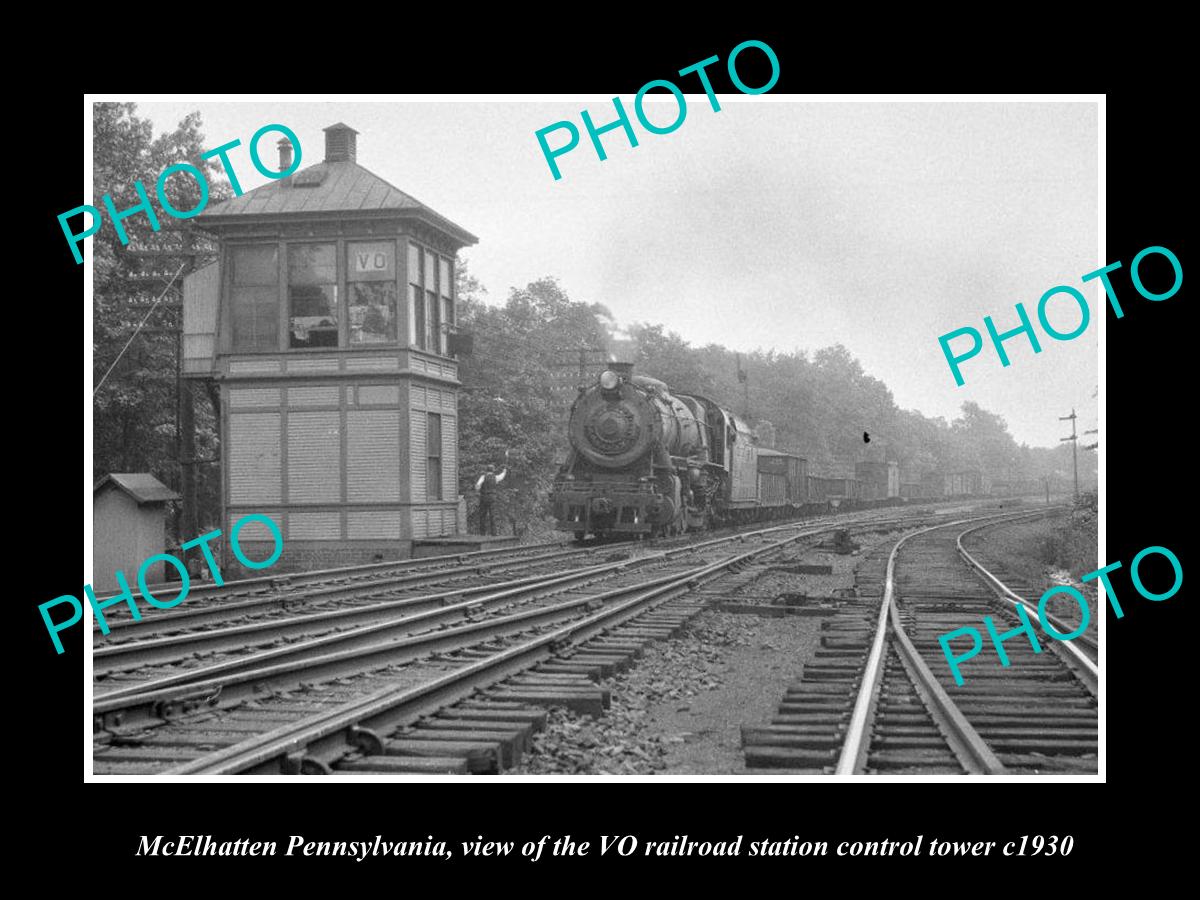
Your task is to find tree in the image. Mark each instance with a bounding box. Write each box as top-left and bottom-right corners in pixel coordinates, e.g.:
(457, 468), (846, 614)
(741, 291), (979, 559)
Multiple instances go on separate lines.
(456, 272), (604, 536)
(92, 102), (233, 540)
(628, 323), (717, 397)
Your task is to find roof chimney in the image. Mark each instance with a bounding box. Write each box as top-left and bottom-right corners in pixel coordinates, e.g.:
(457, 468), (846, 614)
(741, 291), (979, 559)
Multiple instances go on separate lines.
(323, 123), (359, 163)
(277, 137), (294, 173)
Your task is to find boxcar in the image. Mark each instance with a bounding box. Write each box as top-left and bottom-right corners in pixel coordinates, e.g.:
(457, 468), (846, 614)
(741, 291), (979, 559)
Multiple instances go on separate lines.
(757, 449), (808, 509)
(855, 461), (900, 499)
(826, 477), (862, 502)
(807, 474), (830, 503)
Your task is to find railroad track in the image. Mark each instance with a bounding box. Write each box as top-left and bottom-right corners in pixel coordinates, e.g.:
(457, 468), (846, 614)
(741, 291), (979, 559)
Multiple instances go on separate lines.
(92, 547), (730, 709)
(94, 500), (980, 641)
(92, 550), (650, 680)
(93, 540), (582, 638)
(93, 512), (934, 775)
(743, 509), (1098, 775)
(960, 515), (1098, 659)
(93, 503), (971, 688)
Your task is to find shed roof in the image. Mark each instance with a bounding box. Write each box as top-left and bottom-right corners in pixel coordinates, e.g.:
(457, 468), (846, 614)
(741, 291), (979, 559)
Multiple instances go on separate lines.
(198, 158), (478, 246)
(94, 473), (180, 505)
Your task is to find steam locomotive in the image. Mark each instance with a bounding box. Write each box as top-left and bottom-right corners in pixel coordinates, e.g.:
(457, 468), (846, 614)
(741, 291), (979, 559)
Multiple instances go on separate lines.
(550, 363), (808, 539)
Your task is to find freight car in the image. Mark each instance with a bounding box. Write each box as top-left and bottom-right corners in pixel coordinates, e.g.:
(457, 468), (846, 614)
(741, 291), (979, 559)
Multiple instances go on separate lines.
(856, 461), (899, 499)
(550, 364), (807, 539)
(808, 472), (907, 512)
(944, 470), (991, 497)
(756, 449), (808, 513)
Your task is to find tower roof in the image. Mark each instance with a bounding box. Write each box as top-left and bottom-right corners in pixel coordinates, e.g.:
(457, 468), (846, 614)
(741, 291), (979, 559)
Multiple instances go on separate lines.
(198, 126), (478, 247)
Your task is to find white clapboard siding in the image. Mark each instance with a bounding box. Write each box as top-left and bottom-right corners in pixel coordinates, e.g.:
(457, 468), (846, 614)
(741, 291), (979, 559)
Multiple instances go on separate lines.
(442, 414), (457, 504)
(348, 409), (401, 502)
(348, 510), (402, 539)
(345, 357), (399, 372)
(229, 412), (281, 504)
(229, 387), (281, 409)
(410, 409), (427, 503)
(412, 507), (428, 539)
(411, 384), (456, 412)
(287, 386), (339, 407)
(357, 384), (400, 406)
(413, 505), (454, 537)
(229, 360), (281, 374)
(286, 357), (339, 373)
(233, 514), (282, 545)
(287, 411), (341, 503)
(288, 511), (341, 540)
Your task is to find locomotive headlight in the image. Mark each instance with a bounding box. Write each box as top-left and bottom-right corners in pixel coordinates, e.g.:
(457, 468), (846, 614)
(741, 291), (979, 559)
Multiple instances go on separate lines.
(599, 370), (620, 390)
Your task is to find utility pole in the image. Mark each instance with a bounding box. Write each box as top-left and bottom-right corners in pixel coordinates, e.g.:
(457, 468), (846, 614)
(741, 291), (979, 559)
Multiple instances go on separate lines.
(118, 224), (216, 566)
(547, 345), (608, 412)
(1059, 409), (1079, 503)
(178, 229), (198, 556)
(736, 353), (749, 420)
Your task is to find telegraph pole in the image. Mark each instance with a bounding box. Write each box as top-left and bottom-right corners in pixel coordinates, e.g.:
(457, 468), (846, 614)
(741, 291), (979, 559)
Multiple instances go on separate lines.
(118, 224), (216, 565)
(547, 345), (608, 412)
(1059, 409), (1079, 503)
(736, 353), (749, 420)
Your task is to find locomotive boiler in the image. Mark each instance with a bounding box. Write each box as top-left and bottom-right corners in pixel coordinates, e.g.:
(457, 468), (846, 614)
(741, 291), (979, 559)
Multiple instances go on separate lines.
(551, 363), (768, 539)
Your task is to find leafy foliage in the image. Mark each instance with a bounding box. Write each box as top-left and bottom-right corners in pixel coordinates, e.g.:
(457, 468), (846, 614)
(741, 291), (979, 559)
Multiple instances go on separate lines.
(92, 103), (231, 540)
(455, 273), (610, 536)
(458, 293), (1096, 530)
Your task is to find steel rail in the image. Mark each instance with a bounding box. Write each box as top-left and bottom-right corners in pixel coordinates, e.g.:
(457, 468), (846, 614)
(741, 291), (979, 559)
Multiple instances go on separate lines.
(95, 544), (590, 636)
(99, 507), (858, 660)
(94, 564), (700, 725)
(835, 508), (1063, 775)
(956, 523), (1098, 693)
(95, 500), (958, 634)
(93, 554), (656, 670)
(95, 520), (838, 724)
(161, 525), (822, 775)
(92, 539), (569, 610)
(95, 509), (966, 715)
(93, 553), (674, 705)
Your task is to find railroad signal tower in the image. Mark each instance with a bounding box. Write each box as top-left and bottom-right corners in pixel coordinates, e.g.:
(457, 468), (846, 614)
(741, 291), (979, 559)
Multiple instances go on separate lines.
(182, 123), (479, 570)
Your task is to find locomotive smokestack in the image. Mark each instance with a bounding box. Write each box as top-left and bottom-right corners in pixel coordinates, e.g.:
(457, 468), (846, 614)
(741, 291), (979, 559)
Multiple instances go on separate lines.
(609, 362), (634, 379)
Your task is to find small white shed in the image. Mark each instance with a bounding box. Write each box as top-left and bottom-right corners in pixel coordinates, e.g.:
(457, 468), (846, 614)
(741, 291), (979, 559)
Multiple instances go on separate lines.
(93, 473), (179, 591)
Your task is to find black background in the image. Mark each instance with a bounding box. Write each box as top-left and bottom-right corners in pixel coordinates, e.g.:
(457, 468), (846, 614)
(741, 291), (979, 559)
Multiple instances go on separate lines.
(20, 23), (1189, 884)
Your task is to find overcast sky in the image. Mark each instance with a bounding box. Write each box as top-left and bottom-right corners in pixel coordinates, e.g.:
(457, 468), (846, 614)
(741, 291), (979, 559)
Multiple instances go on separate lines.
(129, 98), (1098, 447)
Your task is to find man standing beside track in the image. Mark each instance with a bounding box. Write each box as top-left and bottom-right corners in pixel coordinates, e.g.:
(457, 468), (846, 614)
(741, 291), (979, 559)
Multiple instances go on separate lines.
(474, 464), (507, 535)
